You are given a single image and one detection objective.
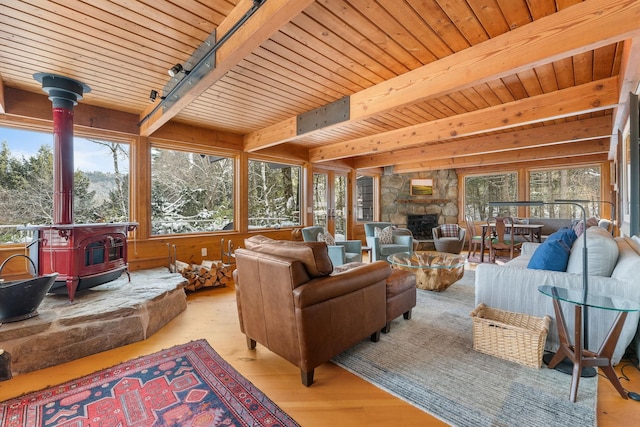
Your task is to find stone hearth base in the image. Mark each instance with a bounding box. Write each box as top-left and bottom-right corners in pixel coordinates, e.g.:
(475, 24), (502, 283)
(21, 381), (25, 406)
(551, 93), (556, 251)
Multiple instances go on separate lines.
(0, 268), (187, 376)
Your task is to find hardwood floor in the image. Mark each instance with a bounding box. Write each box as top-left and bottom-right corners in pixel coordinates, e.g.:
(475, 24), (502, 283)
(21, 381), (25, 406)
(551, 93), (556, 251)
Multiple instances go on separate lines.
(1, 270), (639, 426)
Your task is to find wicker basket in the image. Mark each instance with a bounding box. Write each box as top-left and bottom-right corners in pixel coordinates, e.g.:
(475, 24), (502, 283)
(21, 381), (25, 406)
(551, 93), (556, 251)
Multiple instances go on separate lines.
(470, 303), (551, 368)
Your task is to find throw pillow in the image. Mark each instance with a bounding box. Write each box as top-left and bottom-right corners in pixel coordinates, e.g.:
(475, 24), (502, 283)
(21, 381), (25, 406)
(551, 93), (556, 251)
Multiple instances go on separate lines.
(317, 231), (335, 246)
(375, 226), (393, 244)
(440, 224), (459, 238)
(527, 237), (573, 271)
(566, 226), (619, 277)
(573, 220), (585, 237)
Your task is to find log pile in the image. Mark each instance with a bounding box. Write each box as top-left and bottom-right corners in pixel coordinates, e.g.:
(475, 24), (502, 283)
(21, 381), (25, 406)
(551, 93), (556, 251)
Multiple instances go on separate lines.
(174, 259), (234, 292)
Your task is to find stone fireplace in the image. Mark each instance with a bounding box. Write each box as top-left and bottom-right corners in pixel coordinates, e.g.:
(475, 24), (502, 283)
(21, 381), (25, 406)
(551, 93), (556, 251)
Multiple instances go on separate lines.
(407, 214), (439, 240)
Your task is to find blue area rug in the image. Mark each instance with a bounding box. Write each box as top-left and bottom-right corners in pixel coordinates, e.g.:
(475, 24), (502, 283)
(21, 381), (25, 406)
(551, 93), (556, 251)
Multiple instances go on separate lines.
(333, 270), (597, 427)
(0, 340), (299, 427)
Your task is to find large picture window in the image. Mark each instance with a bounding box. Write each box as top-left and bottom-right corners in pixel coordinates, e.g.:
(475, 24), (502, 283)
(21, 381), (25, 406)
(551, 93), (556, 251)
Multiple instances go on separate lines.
(247, 160), (301, 228)
(464, 173), (518, 220)
(151, 147), (234, 235)
(0, 127), (130, 243)
(529, 166), (601, 218)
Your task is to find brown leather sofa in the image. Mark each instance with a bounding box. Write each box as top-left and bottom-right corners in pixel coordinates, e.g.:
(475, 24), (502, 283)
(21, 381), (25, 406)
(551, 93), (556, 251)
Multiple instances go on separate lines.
(233, 236), (392, 386)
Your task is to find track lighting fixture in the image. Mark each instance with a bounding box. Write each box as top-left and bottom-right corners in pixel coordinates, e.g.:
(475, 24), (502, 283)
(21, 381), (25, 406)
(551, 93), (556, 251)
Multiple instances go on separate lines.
(168, 63), (189, 77)
(149, 89), (165, 103)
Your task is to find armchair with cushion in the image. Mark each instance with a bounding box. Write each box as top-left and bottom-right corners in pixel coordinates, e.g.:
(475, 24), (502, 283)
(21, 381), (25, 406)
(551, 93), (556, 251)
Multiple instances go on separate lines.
(301, 226), (362, 266)
(432, 224), (466, 254)
(233, 235), (392, 386)
(364, 222), (414, 262)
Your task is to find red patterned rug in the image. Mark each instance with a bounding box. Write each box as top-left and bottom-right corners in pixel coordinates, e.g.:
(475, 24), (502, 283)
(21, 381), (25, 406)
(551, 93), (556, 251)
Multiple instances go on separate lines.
(0, 340), (299, 427)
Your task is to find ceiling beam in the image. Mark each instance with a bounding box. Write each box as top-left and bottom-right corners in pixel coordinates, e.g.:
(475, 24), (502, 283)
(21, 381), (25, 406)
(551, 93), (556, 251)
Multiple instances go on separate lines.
(394, 139), (610, 173)
(244, 0), (640, 152)
(138, 0), (314, 137)
(353, 116), (612, 169)
(309, 77), (618, 163)
(456, 154), (609, 175)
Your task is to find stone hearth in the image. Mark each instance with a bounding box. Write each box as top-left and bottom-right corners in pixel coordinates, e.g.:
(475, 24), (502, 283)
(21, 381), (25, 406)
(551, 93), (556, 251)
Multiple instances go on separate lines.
(0, 268), (187, 376)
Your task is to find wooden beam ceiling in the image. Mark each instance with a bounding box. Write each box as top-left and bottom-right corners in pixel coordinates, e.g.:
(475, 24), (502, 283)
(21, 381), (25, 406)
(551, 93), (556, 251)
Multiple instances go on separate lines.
(309, 78), (619, 162)
(243, 0), (640, 154)
(139, 0), (315, 137)
(394, 139), (610, 173)
(353, 116), (612, 169)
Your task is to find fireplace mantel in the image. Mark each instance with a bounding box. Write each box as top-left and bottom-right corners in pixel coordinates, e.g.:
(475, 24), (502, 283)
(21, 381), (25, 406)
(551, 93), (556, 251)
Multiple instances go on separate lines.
(397, 199), (449, 205)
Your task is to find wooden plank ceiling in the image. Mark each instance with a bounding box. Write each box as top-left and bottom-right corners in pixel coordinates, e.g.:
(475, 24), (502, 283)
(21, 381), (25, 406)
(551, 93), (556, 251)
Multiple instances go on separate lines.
(1, 0), (640, 172)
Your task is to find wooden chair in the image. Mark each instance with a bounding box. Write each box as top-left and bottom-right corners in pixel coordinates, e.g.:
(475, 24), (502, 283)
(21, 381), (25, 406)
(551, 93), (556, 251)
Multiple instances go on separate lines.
(487, 216), (522, 262)
(464, 215), (483, 258)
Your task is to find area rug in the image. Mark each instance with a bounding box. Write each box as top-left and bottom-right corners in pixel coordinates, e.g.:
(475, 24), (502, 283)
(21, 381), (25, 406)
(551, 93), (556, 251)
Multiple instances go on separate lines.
(332, 270), (597, 427)
(0, 340), (299, 427)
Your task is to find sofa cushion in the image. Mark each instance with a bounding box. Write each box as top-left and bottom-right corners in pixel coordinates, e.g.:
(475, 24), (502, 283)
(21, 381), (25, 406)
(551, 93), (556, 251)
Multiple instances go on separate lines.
(527, 229), (576, 271)
(244, 235), (333, 277)
(566, 226), (618, 277)
(611, 237), (640, 284)
(375, 226), (394, 244)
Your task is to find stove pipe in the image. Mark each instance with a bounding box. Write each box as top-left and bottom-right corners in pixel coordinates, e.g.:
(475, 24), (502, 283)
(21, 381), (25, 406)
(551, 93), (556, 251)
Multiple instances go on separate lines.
(34, 73), (91, 225)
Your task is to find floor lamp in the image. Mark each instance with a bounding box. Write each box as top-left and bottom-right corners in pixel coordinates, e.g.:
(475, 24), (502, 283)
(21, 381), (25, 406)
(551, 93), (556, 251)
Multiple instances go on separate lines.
(488, 200), (591, 375)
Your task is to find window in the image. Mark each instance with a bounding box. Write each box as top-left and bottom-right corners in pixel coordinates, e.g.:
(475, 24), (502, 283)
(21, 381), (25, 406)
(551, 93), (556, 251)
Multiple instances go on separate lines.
(0, 127), (130, 243)
(464, 173), (518, 219)
(529, 166), (601, 218)
(247, 160), (301, 228)
(151, 148), (234, 235)
(356, 175), (375, 221)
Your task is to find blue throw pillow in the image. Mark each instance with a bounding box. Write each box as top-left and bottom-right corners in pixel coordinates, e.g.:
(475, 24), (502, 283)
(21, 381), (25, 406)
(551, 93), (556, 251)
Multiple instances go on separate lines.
(547, 227), (577, 248)
(527, 237), (573, 271)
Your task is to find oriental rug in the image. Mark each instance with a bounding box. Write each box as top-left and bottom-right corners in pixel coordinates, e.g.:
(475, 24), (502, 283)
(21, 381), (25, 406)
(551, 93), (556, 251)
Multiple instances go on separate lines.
(332, 270), (597, 427)
(0, 340), (299, 427)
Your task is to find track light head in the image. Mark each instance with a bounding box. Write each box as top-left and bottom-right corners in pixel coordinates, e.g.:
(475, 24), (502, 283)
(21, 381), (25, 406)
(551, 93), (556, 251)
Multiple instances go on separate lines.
(168, 63), (185, 77)
(149, 89), (158, 102)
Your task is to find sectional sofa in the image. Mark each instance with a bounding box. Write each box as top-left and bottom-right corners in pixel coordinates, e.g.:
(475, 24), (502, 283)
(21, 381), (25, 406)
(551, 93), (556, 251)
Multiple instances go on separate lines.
(475, 226), (640, 365)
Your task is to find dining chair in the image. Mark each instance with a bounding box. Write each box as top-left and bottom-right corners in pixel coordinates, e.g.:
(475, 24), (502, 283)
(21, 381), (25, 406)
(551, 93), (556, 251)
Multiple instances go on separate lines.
(487, 216), (522, 262)
(464, 215), (483, 257)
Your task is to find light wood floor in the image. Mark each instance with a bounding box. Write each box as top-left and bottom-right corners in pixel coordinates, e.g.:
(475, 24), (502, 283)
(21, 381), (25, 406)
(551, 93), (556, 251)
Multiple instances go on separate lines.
(1, 269), (639, 426)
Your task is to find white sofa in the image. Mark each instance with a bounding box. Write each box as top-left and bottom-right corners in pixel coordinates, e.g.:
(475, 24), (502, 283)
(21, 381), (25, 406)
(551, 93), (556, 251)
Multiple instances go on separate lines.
(475, 226), (640, 365)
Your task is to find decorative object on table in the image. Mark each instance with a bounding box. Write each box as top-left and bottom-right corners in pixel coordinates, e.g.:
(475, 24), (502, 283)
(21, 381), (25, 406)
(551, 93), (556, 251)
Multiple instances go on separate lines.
(364, 222), (413, 262)
(0, 340), (300, 427)
(471, 302), (551, 368)
(0, 254), (58, 323)
(388, 251), (466, 291)
(432, 223), (466, 254)
(301, 225), (362, 266)
(333, 271), (597, 426)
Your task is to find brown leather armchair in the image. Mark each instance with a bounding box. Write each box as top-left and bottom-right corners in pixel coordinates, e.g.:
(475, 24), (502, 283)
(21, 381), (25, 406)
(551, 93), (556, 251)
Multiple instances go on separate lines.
(233, 236), (392, 386)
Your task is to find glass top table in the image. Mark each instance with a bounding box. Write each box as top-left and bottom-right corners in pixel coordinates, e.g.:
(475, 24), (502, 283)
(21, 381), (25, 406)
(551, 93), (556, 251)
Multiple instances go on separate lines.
(538, 285), (640, 312)
(537, 285), (640, 402)
(388, 251), (466, 291)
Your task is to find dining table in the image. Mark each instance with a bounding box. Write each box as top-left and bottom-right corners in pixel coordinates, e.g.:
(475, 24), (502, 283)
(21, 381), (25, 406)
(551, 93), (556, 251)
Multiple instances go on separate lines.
(479, 222), (543, 262)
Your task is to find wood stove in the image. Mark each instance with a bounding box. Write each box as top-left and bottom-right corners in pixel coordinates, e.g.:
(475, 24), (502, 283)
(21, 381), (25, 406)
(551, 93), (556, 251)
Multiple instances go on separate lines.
(19, 73), (138, 301)
(21, 223), (137, 301)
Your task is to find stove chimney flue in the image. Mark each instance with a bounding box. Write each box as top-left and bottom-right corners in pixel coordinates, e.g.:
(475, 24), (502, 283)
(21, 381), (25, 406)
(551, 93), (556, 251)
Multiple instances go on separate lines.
(34, 73), (91, 225)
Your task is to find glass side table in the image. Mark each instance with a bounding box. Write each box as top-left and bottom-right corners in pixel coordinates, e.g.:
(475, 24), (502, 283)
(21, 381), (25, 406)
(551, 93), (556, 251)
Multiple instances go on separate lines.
(538, 285), (640, 402)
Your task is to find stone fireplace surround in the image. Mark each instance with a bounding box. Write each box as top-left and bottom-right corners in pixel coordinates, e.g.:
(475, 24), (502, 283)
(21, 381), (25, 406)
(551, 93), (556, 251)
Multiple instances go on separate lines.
(380, 170), (460, 242)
